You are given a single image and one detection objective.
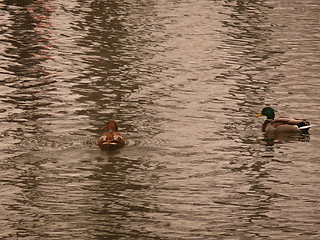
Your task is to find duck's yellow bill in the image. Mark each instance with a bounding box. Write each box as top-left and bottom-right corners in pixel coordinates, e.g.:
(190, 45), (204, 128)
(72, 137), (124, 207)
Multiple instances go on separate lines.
(256, 113), (263, 117)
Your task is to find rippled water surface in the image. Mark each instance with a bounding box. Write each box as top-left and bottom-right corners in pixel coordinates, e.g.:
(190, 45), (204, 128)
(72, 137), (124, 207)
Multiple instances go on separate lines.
(0, 0), (319, 239)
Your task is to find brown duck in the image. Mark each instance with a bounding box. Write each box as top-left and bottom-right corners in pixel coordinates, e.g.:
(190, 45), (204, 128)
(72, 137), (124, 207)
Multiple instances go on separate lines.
(98, 120), (125, 149)
(256, 107), (311, 133)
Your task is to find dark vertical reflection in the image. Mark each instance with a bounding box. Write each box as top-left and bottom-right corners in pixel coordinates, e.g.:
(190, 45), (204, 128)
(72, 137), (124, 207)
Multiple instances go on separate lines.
(217, 0), (279, 151)
(0, 1), (58, 158)
(216, 1), (287, 238)
(2, 0), (54, 78)
(218, 0), (282, 118)
(65, 1), (164, 238)
(217, 0), (288, 147)
(70, 0), (162, 135)
(72, 0), (134, 124)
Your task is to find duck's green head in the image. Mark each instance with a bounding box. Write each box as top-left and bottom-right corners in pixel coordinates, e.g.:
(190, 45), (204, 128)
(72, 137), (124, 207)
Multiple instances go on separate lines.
(256, 107), (275, 119)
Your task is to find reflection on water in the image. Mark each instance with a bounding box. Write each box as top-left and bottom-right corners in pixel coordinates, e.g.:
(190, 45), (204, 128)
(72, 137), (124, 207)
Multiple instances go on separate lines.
(2, 0), (53, 79)
(0, 0), (319, 239)
(262, 132), (311, 146)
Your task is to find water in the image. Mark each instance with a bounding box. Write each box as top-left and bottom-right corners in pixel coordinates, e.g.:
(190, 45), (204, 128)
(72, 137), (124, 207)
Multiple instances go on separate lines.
(0, 0), (319, 239)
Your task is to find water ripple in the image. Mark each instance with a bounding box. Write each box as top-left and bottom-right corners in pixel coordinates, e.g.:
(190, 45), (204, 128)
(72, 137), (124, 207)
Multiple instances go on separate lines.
(0, 0), (319, 239)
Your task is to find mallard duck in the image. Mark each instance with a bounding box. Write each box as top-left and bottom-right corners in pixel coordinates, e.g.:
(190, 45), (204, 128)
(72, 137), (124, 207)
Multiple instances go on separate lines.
(98, 120), (125, 150)
(256, 107), (311, 133)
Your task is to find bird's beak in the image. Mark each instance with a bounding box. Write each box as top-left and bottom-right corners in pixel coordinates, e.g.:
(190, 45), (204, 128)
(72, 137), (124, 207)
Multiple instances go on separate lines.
(256, 113), (263, 117)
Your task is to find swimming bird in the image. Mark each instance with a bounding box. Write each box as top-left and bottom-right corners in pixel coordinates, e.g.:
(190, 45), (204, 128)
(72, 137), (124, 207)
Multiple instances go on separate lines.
(256, 107), (311, 133)
(98, 120), (125, 150)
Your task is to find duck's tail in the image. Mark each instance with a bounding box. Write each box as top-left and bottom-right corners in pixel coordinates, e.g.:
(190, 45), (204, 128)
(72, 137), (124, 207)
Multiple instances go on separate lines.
(297, 120), (312, 133)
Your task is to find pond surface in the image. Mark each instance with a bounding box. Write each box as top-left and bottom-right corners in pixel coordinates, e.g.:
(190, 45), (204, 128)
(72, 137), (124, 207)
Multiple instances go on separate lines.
(0, 0), (319, 239)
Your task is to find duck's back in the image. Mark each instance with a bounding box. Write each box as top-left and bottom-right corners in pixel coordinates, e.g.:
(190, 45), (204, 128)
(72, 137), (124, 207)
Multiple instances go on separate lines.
(98, 132), (125, 149)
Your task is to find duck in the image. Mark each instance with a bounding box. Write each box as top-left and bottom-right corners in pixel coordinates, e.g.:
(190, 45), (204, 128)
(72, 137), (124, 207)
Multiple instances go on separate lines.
(98, 120), (125, 150)
(256, 107), (311, 133)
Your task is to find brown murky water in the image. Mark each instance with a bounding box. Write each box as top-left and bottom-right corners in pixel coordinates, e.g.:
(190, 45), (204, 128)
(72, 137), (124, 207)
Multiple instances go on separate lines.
(0, 0), (319, 239)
